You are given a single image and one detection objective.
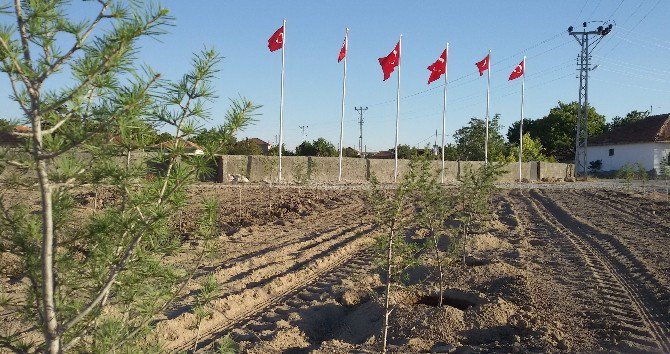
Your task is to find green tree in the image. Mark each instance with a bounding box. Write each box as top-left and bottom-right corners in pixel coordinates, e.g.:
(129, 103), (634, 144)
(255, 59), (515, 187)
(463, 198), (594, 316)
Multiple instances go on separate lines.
(190, 97), (261, 155)
(229, 139), (262, 155)
(532, 102), (605, 161)
(406, 156), (457, 307)
(313, 137), (337, 156)
(607, 110), (650, 131)
(295, 140), (316, 156)
(456, 162), (505, 265)
(368, 171), (420, 353)
(506, 133), (550, 162)
(453, 114), (506, 162)
(268, 143), (294, 156)
(295, 138), (337, 157)
(0, 3), (251, 352)
(442, 143), (459, 161)
(342, 146), (360, 158)
(506, 118), (535, 146)
(396, 144), (416, 159)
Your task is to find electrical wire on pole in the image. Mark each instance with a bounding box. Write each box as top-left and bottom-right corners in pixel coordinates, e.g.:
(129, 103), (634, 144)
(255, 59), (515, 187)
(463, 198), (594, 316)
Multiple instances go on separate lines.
(568, 21), (613, 178)
(354, 106), (368, 156)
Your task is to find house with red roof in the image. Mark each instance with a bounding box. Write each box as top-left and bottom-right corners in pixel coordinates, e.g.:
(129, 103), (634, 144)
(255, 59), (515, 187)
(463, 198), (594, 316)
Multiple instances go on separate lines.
(587, 113), (670, 174)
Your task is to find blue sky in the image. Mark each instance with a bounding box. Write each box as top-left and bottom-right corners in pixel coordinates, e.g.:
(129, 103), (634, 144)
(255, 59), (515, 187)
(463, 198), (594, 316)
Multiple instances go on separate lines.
(1, 0), (669, 151)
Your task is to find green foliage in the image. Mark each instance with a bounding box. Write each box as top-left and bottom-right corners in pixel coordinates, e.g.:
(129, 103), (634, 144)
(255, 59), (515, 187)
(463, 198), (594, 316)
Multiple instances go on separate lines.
(616, 163), (636, 191)
(343, 146), (360, 158)
(0, 2), (241, 351)
(215, 334), (241, 354)
(456, 162), (505, 263)
(268, 143), (295, 156)
(454, 114), (507, 162)
(295, 138), (337, 157)
(589, 159), (603, 173)
(229, 139), (262, 155)
(506, 101), (606, 161)
(607, 110), (649, 132)
(191, 275), (221, 351)
(616, 162), (649, 192)
(395, 144), (415, 159)
(404, 156), (458, 305)
(189, 96), (262, 155)
(292, 159), (315, 185)
(505, 133), (550, 162)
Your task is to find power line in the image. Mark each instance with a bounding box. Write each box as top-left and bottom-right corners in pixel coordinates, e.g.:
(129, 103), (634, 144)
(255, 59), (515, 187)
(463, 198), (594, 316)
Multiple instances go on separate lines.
(588, 0), (604, 18)
(599, 0), (661, 56)
(607, 0), (626, 20)
(567, 22), (613, 177)
(575, 0), (590, 21)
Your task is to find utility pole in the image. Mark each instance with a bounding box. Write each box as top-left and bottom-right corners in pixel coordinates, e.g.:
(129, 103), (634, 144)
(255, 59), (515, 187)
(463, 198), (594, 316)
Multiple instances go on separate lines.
(568, 22), (612, 177)
(298, 125), (309, 140)
(355, 106), (368, 156)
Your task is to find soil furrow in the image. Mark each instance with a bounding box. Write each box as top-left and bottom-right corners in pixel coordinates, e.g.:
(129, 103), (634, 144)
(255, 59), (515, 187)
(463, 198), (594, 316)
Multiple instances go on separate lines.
(527, 189), (670, 352)
(543, 192), (670, 306)
(160, 224), (377, 352)
(210, 249), (377, 352)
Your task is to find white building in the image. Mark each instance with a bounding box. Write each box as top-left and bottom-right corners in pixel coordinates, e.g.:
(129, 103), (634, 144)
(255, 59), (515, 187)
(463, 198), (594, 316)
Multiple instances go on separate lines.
(587, 113), (670, 175)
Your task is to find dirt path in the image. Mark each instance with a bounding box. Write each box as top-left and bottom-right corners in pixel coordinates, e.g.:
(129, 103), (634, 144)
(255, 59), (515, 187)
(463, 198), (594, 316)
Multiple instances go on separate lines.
(508, 189), (670, 352)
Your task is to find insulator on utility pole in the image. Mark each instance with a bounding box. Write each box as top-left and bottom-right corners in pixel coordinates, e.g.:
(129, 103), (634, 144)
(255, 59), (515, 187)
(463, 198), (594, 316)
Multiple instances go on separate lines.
(568, 21), (612, 178)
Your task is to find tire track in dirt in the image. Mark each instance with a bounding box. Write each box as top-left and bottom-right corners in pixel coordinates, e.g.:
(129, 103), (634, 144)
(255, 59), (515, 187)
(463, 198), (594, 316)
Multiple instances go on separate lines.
(503, 192), (609, 349)
(552, 190), (670, 293)
(159, 221), (377, 352)
(524, 189), (670, 352)
(577, 190), (670, 232)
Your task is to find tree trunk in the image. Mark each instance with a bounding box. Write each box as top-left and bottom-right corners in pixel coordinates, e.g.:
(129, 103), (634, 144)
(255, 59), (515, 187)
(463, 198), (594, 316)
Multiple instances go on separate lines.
(382, 228), (394, 353)
(33, 124), (60, 352)
(462, 223), (468, 266)
(431, 231), (444, 307)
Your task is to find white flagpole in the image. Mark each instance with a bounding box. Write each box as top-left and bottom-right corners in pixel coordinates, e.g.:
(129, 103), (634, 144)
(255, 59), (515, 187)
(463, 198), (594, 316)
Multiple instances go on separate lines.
(338, 28), (348, 182)
(394, 35), (402, 182)
(485, 49), (491, 164)
(278, 19), (286, 182)
(441, 43), (449, 184)
(519, 56), (526, 182)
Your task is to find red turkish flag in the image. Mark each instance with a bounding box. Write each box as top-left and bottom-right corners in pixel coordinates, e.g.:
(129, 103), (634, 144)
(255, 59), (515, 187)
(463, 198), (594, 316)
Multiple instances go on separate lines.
(508, 59), (524, 80)
(427, 49), (447, 84)
(268, 26), (284, 52)
(475, 53), (490, 76)
(338, 36), (347, 62)
(378, 41), (400, 81)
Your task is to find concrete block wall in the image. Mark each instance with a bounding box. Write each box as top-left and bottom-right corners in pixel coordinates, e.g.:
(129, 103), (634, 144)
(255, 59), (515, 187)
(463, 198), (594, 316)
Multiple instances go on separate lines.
(538, 161), (574, 180)
(213, 155), (574, 184)
(309, 156), (367, 182)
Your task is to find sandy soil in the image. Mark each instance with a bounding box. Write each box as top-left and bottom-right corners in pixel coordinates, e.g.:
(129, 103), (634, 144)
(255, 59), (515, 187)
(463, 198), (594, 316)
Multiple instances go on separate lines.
(1, 184), (669, 353)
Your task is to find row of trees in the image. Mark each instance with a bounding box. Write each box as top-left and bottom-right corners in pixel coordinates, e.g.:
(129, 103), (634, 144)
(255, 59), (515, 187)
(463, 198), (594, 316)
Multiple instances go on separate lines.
(369, 156), (504, 352)
(280, 103), (646, 163)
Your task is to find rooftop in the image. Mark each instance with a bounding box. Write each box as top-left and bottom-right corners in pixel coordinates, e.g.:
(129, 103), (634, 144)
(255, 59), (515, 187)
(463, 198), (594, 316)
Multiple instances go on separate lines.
(590, 114), (670, 146)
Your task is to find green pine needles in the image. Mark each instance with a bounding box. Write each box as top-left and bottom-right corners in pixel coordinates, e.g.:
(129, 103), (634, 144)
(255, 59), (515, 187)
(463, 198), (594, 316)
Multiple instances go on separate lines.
(368, 156), (504, 353)
(0, 2), (257, 352)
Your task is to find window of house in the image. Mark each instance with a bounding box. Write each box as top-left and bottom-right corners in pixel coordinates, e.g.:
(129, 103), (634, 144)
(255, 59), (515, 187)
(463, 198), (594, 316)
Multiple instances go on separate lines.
(609, 149), (614, 156)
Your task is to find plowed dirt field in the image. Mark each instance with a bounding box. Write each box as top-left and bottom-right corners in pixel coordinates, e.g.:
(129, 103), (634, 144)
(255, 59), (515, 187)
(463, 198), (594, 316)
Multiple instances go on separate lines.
(1, 185), (669, 353)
